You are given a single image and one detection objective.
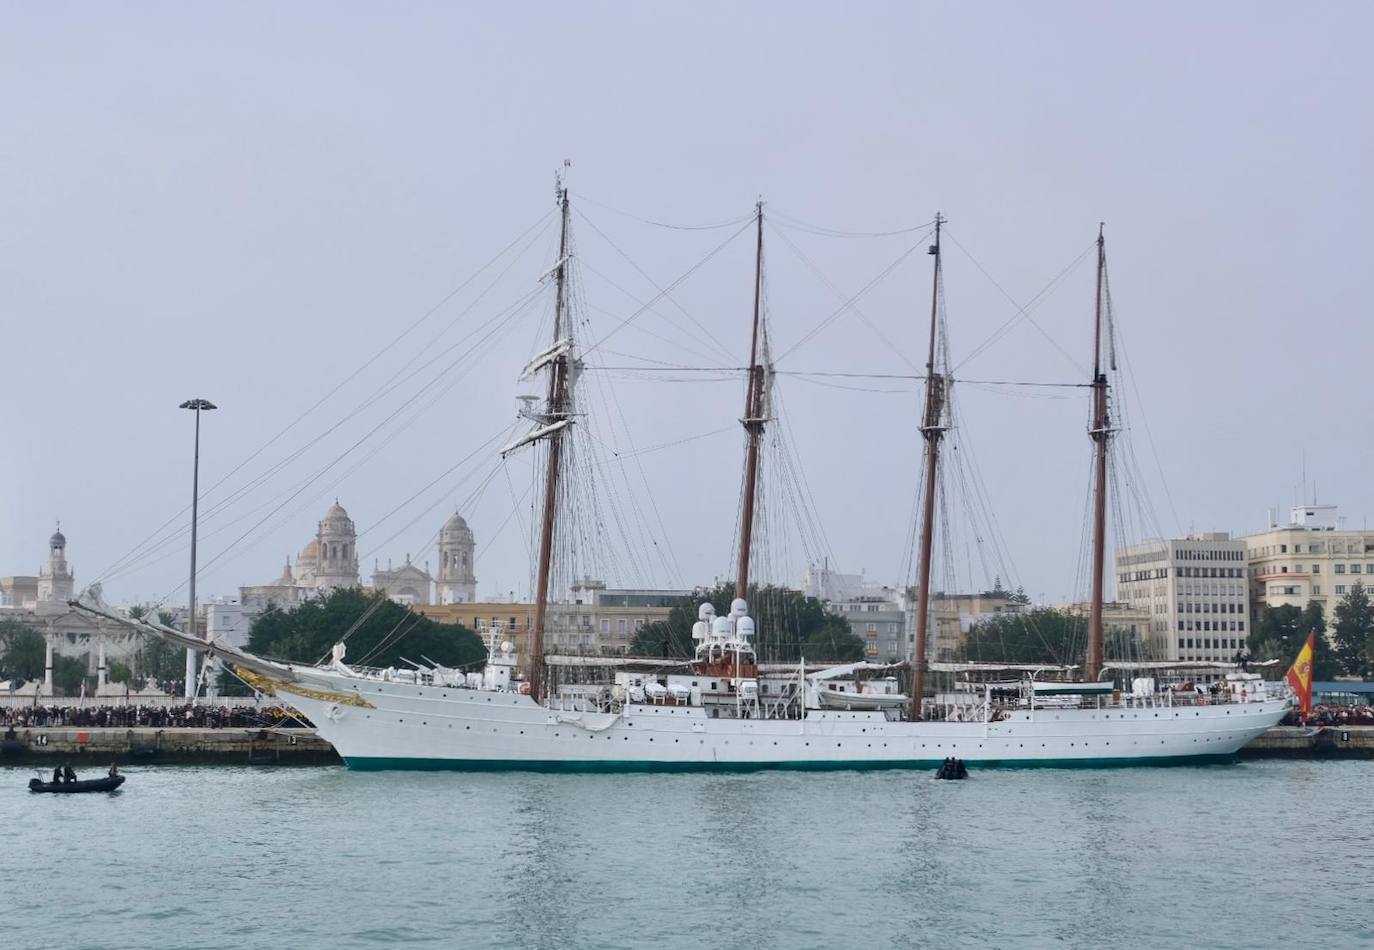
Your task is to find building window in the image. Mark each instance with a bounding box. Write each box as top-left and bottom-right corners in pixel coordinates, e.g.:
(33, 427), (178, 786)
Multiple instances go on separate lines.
(1336, 585), (1347, 595)
(1336, 564), (1346, 574)
(1354, 565), (1364, 574)
(1313, 564), (1320, 574)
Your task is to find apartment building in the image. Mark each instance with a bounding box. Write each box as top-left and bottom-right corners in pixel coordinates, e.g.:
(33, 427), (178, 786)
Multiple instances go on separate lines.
(1116, 532), (1250, 662)
(1245, 504), (1374, 614)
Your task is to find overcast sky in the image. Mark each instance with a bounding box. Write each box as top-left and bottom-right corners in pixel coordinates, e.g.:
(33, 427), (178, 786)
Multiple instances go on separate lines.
(3, 2), (1371, 610)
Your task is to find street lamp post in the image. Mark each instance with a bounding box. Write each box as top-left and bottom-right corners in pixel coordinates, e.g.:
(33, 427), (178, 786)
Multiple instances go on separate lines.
(180, 398), (216, 702)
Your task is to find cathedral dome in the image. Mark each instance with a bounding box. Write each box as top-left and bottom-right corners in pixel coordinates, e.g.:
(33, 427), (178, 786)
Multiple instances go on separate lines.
(299, 538), (320, 563)
(322, 501), (352, 526)
(50, 529), (66, 547)
(441, 511), (472, 539)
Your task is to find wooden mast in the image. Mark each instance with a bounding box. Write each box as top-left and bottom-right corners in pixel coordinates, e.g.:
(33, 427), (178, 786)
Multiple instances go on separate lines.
(735, 201), (766, 600)
(1086, 224), (1109, 682)
(910, 212), (946, 721)
(529, 182), (572, 702)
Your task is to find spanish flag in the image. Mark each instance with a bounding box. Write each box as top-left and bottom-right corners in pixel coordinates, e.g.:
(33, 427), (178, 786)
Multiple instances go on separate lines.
(1285, 631), (1317, 716)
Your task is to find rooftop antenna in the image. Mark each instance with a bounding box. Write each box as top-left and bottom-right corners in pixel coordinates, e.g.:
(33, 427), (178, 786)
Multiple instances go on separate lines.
(1302, 447), (1307, 509)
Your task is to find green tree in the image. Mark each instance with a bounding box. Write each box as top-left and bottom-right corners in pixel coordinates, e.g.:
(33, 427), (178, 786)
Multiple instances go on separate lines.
(630, 584), (864, 662)
(1252, 601), (1339, 679)
(1332, 583), (1374, 678)
(0, 618), (46, 682)
(983, 576), (1011, 599)
(137, 632), (186, 688)
(107, 660), (133, 685)
(52, 655), (87, 696)
(247, 588), (485, 670)
(959, 607), (1142, 666)
(1251, 604), (1303, 664)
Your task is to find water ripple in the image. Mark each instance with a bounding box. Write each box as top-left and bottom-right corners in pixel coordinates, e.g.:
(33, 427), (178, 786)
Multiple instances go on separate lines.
(2, 761), (1371, 949)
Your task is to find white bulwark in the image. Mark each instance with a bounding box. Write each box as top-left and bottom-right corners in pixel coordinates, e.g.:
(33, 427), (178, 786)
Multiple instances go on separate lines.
(1117, 532), (1250, 662)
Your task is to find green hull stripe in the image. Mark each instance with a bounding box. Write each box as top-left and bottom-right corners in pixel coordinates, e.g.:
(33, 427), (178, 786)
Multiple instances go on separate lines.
(342, 753), (1241, 774)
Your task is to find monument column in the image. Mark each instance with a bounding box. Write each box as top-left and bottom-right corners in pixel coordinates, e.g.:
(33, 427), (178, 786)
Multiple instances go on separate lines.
(43, 638), (54, 695)
(97, 638), (108, 689)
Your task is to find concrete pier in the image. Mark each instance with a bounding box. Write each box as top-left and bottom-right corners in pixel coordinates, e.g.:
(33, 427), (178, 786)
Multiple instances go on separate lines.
(1239, 724), (1374, 759)
(0, 727), (339, 765)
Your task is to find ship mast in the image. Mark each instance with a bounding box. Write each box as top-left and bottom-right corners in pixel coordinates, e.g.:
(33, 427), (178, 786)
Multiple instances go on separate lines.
(1086, 224), (1109, 682)
(910, 213), (946, 721)
(529, 181), (572, 702)
(735, 201), (766, 599)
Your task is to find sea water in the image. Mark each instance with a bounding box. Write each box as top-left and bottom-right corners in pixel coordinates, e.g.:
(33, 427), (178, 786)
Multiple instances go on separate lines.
(4, 760), (1371, 949)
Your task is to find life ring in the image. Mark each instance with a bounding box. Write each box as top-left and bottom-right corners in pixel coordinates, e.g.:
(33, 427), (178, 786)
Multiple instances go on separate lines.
(517, 682), (531, 695)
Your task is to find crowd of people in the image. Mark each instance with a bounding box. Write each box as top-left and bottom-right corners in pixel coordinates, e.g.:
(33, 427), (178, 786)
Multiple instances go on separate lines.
(0, 703), (312, 729)
(1281, 704), (1374, 727)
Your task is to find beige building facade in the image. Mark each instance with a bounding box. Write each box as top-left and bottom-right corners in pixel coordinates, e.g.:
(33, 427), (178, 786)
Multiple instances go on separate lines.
(1244, 504), (1374, 615)
(930, 593), (1021, 662)
(416, 584), (683, 663)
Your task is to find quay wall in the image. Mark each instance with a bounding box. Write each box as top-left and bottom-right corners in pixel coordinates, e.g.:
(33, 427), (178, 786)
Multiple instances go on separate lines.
(0, 727), (339, 765)
(1239, 725), (1374, 759)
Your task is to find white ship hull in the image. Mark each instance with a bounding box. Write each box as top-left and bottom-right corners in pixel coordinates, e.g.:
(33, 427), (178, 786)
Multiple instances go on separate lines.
(278, 672), (1288, 771)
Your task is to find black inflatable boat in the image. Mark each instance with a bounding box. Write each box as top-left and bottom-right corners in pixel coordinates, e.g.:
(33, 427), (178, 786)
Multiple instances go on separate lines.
(28, 775), (125, 793)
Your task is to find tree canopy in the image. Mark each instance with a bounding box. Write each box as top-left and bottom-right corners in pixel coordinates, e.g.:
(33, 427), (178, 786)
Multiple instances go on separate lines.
(1332, 582), (1374, 678)
(959, 607), (1143, 666)
(1251, 601), (1341, 680)
(247, 588), (486, 670)
(0, 618), (46, 682)
(629, 584), (865, 662)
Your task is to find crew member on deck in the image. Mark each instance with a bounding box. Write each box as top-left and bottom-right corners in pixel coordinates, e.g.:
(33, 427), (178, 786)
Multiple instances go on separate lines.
(63, 764), (77, 783)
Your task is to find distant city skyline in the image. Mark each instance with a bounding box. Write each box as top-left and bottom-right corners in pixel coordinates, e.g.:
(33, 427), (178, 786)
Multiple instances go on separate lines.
(4, 3), (1371, 608)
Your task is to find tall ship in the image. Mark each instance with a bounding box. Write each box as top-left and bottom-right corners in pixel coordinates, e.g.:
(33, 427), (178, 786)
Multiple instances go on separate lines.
(82, 183), (1289, 769)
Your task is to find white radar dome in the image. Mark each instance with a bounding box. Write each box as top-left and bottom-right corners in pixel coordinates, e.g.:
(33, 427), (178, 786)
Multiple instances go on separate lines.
(730, 598), (748, 618)
(692, 621), (708, 641)
(501, 641), (514, 654)
(698, 602), (716, 621)
(737, 616), (755, 640)
(711, 616), (733, 639)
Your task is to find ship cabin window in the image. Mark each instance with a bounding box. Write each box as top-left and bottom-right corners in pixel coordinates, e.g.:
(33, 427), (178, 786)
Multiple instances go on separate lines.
(711, 682), (718, 690)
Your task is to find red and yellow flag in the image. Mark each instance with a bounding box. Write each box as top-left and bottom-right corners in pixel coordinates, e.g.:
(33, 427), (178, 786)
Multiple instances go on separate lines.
(1285, 631), (1317, 716)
